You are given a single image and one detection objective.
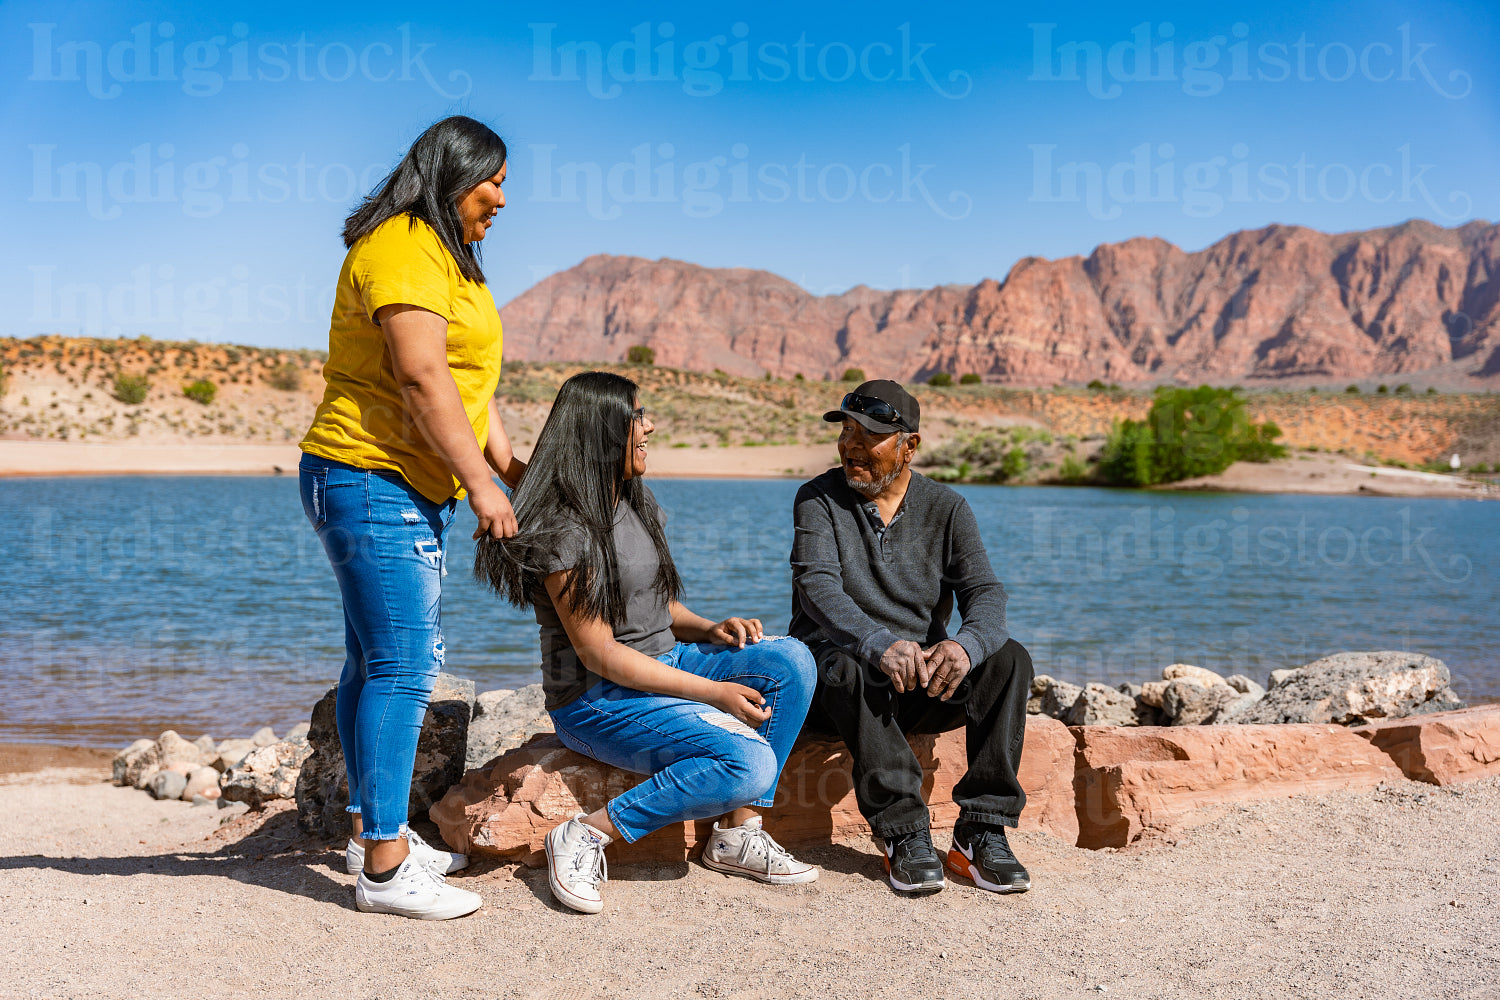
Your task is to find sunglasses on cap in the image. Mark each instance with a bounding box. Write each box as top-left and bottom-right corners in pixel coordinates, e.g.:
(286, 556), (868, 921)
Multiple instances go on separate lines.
(840, 393), (911, 431)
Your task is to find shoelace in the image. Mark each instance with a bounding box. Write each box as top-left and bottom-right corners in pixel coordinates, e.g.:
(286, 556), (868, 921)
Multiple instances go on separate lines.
(895, 832), (940, 864)
(401, 862), (448, 893)
(739, 827), (797, 874)
(570, 833), (608, 890)
(969, 828), (1018, 866)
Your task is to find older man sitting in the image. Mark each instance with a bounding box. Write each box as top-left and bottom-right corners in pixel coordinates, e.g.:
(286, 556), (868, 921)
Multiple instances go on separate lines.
(789, 379), (1032, 894)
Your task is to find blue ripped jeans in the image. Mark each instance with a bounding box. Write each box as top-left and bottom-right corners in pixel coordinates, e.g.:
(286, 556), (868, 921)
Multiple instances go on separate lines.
(549, 638), (817, 843)
(299, 453), (455, 841)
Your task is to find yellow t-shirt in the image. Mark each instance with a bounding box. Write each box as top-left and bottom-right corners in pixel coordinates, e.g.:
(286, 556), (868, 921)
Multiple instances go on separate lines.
(300, 214), (503, 503)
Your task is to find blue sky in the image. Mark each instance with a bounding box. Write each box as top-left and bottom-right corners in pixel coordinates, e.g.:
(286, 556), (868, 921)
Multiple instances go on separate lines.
(2, 0), (1496, 348)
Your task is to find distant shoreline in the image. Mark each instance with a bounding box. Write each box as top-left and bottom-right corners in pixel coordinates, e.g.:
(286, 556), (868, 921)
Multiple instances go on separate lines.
(1, 440), (1494, 498)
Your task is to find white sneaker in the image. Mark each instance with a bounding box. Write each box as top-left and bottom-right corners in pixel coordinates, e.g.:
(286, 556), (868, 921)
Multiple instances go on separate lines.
(544, 814), (611, 914)
(354, 856), (482, 920)
(701, 816), (818, 884)
(346, 828), (468, 876)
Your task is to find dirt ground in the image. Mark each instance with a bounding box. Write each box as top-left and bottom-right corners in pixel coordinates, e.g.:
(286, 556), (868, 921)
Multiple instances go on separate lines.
(2, 751), (1495, 1000)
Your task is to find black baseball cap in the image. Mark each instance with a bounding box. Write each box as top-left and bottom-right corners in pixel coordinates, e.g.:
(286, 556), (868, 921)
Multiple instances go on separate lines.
(823, 379), (920, 434)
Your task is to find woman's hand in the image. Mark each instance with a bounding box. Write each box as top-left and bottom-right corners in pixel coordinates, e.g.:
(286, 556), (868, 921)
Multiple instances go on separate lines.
(707, 616), (764, 649)
(469, 481), (518, 539)
(712, 681), (771, 727)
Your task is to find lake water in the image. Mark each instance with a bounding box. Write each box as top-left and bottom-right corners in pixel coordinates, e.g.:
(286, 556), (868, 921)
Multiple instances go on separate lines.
(1, 475), (1495, 747)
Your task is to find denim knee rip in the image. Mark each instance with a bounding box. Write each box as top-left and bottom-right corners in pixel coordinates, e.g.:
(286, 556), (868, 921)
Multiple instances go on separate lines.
(696, 711), (770, 745)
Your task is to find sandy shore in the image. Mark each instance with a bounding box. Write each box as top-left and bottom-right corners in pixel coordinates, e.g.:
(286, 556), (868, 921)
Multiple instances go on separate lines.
(0, 440), (837, 481)
(2, 748), (1495, 999)
(1165, 452), (1497, 499)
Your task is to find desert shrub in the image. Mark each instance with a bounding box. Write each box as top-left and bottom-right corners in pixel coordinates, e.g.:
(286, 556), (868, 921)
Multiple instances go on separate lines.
(1096, 385), (1287, 486)
(1426, 386), (1438, 394)
(113, 373), (150, 404)
(927, 372), (953, 387)
(842, 367), (865, 382)
(626, 345), (656, 365)
(183, 379), (217, 405)
(1057, 453), (1089, 484)
(921, 430), (1029, 483)
(1376, 384), (1389, 394)
(0, 363), (7, 398)
(1394, 383), (1412, 394)
(1345, 385), (1360, 394)
(268, 363), (303, 391)
(959, 373), (982, 385)
(1087, 379), (1107, 391)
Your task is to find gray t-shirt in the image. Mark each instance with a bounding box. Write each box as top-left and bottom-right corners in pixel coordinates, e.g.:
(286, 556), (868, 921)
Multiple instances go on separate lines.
(532, 493), (676, 710)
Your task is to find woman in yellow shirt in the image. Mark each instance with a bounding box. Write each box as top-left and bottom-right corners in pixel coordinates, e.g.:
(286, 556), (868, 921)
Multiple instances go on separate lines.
(298, 116), (522, 920)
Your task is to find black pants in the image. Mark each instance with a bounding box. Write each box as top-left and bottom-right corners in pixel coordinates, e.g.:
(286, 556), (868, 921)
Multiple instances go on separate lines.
(804, 638), (1033, 840)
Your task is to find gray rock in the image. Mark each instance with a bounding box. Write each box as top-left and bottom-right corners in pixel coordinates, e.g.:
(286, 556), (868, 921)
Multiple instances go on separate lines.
(1225, 675), (1266, 698)
(148, 769), (188, 801)
(1116, 682), (1143, 699)
(221, 740), (312, 809)
(112, 739), (157, 786)
(1037, 677), (1084, 721)
(212, 739), (256, 773)
(1239, 651), (1463, 726)
(1268, 667), (1297, 688)
(282, 722), (310, 744)
(190, 793), (215, 806)
(1160, 680), (1238, 726)
(295, 672), (476, 838)
(156, 731), (203, 768)
(192, 735), (217, 757)
(1064, 683), (1154, 727)
(250, 727), (279, 748)
(465, 684), (551, 771)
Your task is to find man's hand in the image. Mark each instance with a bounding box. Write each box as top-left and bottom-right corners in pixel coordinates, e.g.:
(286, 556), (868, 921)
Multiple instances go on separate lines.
(878, 639), (925, 694)
(708, 616), (764, 649)
(922, 640), (972, 700)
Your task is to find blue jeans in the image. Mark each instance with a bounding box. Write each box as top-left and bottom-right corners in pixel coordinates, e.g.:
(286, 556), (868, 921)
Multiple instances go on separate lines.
(549, 638), (817, 843)
(299, 453), (456, 841)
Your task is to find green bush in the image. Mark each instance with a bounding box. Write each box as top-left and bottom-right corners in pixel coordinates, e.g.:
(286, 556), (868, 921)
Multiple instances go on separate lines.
(927, 372), (953, 387)
(1376, 384), (1389, 394)
(920, 429), (1036, 483)
(113, 373), (150, 404)
(1057, 453), (1089, 484)
(268, 363), (302, 391)
(842, 367), (865, 382)
(1345, 385), (1360, 394)
(626, 345), (655, 365)
(183, 379), (217, 405)
(1086, 379), (1107, 390)
(1426, 386), (1438, 394)
(960, 372), (982, 385)
(0, 362), (7, 398)
(1096, 385), (1287, 486)
(1394, 383), (1412, 394)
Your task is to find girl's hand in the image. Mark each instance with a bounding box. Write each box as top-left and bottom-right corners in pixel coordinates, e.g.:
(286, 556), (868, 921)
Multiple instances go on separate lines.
(708, 616), (764, 649)
(712, 682), (771, 727)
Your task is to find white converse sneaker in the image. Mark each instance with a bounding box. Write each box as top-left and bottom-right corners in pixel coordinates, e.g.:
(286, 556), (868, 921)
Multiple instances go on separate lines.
(701, 816), (818, 884)
(544, 814), (611, 914)
(345, 828), (468, 876)
(354, 856), (482, 920)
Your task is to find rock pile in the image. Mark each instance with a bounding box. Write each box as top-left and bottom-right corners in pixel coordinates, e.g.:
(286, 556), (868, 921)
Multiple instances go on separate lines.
(110, 724), (305, 805)
(1029, 651), (1459, 729)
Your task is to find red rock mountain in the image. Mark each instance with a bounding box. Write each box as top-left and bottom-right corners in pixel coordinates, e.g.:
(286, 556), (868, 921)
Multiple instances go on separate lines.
(498, 219), (1500, 385)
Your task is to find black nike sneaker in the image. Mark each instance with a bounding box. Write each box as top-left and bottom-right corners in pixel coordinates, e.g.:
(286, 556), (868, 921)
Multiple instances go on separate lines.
(883, 829), (946, 893)
(946, 821), (1030, 893)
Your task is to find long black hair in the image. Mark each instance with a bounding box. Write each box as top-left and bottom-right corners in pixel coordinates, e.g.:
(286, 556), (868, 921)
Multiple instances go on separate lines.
(475, 371), (682, 625)
(342, 116), (507, 284)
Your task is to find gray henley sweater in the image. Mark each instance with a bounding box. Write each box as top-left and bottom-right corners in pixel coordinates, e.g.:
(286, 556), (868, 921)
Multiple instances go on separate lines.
(788, 468), (1009, 669)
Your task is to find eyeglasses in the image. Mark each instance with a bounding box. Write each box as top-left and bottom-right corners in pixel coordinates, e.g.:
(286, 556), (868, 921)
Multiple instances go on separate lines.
(840, 393), (909, 430)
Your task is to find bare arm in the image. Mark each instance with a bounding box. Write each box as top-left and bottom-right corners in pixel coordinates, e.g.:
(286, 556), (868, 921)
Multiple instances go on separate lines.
(483, 396), (526, 489)
(545, 572), (769, 725)
(377, 303), (516, 539)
